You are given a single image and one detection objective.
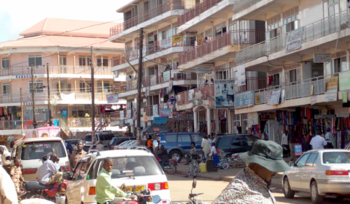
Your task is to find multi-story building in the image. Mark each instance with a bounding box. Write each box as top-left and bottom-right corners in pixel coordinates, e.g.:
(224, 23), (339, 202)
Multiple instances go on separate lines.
(110, 0), (200, 134)
(0, 18), (125, 142)
(229, 0), (350, 147)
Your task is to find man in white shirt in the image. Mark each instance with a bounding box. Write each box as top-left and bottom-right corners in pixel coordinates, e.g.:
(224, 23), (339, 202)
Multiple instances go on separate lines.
(281, 131), (290, 157)
(37, 154), (64, 191)
(325, 128), (334, 148)
(310, 131), (327, 150)
(0, 166), (18, 204)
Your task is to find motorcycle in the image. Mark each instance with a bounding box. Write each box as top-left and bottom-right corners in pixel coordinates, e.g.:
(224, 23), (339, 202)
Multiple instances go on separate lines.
(172, 179), (205, 204)
(114, 185), (165, 204)
(156, 156), (177, 174)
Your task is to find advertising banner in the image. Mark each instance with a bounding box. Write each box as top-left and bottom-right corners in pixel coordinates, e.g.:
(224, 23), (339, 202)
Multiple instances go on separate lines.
(237, 64), (246, 86)
(326, 76), (338, 91)
(172, 35), (184, 44)
(106, 94), (119, 103)
(154, 117), (168, 125)
(159, 108), (172, 117)
(286, 27), (304, 52)
(234, 91), (254, 109)
(266, 89), (281, 105)
(339, 71), (350, 91)
(163, 71), (171, 82)
(214, 79), (235, 108)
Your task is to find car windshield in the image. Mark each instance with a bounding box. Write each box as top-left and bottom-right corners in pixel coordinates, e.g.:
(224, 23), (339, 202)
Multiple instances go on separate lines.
(323, 152), (350, 164)
(92, 156), (163, 179)
(217, 137), (232, 149)
(85, 135), (92, 142)
(21, 141), (66, 160)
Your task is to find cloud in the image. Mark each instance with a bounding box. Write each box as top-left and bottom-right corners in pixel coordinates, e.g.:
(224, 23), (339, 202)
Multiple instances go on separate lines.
(0, 0), (132, 43)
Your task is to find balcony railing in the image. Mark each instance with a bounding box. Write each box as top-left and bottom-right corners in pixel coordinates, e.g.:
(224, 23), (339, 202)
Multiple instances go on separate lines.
(235, 10), (350, 66)
(178, 0), (223, 27)
(179, 30), (265, 66)
(0, 120), (47, 130)
(176, 84), (214, 105)
(110, 0), (185, 37)
(235, 77), (267, 94)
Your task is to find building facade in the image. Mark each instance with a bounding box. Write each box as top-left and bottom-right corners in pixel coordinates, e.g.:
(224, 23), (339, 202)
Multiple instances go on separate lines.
(0, 18), (125, 142)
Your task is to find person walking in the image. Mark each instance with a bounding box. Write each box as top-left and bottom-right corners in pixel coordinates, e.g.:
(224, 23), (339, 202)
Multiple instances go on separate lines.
(281, 131), (290, 158)
(70, 140), (87, 169)
(95, 159), (134, 204)
(187, 142), (199, 178)
(210, 142), (219, 167)
(201, 136), (210, 160)
(310, 131), (327, 150)
(0, 147), (11, 174)
(10, 159), (24, 196)
(325, 128), (334, 149)
(0, 166), (18, 204)
(146, 136), (153, 153)
(213, 140), (290, 204)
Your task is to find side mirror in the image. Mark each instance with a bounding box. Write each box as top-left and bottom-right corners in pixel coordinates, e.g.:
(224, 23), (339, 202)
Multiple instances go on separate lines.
(192, 179), (197, 189)
(152, 195), (161, 203)
(289, 161), (295, 167)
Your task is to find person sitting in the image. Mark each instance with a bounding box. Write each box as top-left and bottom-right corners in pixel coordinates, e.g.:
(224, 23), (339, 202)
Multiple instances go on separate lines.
(37, 154), (64, 192)
(157, 145), (169, 169)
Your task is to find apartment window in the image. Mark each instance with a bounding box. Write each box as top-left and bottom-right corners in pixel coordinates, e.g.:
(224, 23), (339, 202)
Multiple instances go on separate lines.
(60, 81), (72, 92)
(79, 81), (91, 92)
(79, 56), (87, 66)
(28, 55), (42, 67)
(97, 57), (108, 67)
(333, 56), (347, 73)
(97, 81), (111, 93)
(267, 15), (282, 38)
(323, 0), (346, 18)
(290, 70), (297, 83)
(29, 80), (44, 93)
(216, 71), (227, 80)
(2, 83), (10, 95)
(1, 58), (9, 69)
(269, 74), (280, 86)
(283, 7), (299, 33)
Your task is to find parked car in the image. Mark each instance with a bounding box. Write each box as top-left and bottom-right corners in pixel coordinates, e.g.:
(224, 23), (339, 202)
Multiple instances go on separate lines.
(283, 149), (350, 204)
(66, 150), (171, 204)
(11, 137), (70, 181)
(215, 134), (259, 158)
(109, 137), (136, 150)
(84, 131), (122, 147)
(114, 140), (137, 150)
(157, 132), (204, 162)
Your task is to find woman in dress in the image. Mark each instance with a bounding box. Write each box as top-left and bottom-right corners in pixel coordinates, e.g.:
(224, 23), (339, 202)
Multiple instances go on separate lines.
(10, 158), (24, 196)
(188, 142), (199, 178)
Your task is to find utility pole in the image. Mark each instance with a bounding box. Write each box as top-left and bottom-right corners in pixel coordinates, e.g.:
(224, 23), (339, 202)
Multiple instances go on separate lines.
(90, 46), (96, 143)
(20, 88), (25, 136)
(47, 63), (52, 126)
(136, 28), (144, 143)
(31, 65), (37, 129)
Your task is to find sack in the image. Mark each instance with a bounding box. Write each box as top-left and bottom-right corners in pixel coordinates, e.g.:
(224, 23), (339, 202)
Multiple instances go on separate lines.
(206, 160), (217, 172)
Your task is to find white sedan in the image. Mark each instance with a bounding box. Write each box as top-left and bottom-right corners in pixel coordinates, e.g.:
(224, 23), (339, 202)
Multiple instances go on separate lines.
(66, 150), (171, 204)
(283, 149), (350, 204)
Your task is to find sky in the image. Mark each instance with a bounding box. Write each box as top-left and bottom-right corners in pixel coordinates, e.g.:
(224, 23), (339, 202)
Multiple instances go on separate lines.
(0, 0), (132, 43)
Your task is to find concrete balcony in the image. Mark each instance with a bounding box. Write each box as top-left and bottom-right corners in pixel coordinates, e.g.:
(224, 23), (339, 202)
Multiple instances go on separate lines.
(235, 10), (350, 69)
(235, 77), (267, 94)
(176, 84), (215, 110)
(231, 0), (299, 22)
(179, 30), (265, 71)
(110, 0), (186, 42)
(111, 37), (193, 71)
(177, 0), (234, 33)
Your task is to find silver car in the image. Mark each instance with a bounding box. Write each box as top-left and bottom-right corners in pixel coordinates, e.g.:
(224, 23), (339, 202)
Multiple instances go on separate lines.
(283, 149), (350, 204)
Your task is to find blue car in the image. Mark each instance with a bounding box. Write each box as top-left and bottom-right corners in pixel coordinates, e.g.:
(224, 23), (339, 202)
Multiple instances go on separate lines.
(157, 132), (204, 162)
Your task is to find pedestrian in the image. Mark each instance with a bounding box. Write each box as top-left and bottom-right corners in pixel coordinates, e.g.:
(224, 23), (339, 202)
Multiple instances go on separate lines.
(0, 147), (11, 174)
(96, 141), (104, 151)
(310, 130), (327, 150)
(0, 166), (18, 204)
(210, 142), (219, 167)
(325, 128), (334, 149)
(10, 159), (24, 196)
(95, 158), (134, 204)
(37, 154), (64, 192)
(187, 142), (199, 178)
(213, 140), (290, 204)
(201, 136), (210, 160)
(281, 131), (290, 158)
(146, 136), (153, 153)
(157, 145), (168, 169)
(70, 140), (87, 169)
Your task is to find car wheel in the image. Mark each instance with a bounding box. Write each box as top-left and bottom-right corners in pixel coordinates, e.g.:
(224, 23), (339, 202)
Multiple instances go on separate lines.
(283, 177), (295, 199)
(169, 150), (182, 163)
(311, 181), (323, 204)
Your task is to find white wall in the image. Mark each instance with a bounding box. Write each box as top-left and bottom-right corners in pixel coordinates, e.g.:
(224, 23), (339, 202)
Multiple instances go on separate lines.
(299, 0), (323, 26)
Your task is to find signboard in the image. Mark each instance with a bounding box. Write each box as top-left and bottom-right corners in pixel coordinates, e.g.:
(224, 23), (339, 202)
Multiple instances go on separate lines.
(172, 35), (184, 44)
(339, 71), (350, 91)
(325, 90), (338, 102)
(313, 54), (331, 63)
(286, 27), (304, 52)
(266, 89), (281, 105)
(234, 91), (255, 109)
(326, 76), (338, 91)
(16, 75), (37, 79)
(214, 79), (235, 108)
(61, 109), (68, 118)
(159, 108), (172, 117)
(106, 94), (119, 103)
(153, 117), (168, 125)
(237, 64), (246, 86)
(163, 71), (171, 82)
(294, 144), (303, 156)
(342, 91), (348, 103)
(153, 104), (159, 117)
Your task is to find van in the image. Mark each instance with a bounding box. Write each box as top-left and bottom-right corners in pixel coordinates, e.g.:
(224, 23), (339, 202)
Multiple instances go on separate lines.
(12, 137), (70, 181)
(84, 131), (121, 147)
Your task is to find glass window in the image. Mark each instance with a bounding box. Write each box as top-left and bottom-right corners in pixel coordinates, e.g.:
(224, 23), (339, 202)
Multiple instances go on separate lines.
(29, 80), (44, 93)
(79, 56), (86, 66)
(28, 55), (42, 67)
(1, 58), (9, 69)
(217, 137), (233, 150)
(79, 81), (91, 92)
(2, 83), (10, 95)
(21, 141), (66, 160)
(295, 153), (310, 167)
(104, 81), (111, 92)
(103, 58), (108, 67)
(323, 152), (350, 164)
(191, 134), (203, 143)
(165, 134), (177, 143)
(178, 135), (191, 143)
(306, 153), (318, 166)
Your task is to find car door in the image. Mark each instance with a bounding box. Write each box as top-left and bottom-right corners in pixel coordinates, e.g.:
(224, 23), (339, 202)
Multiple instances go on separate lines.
(301, 153), (318, 190)
(177, 134), (192, 154)
(288, 153), (310, 190)
(231, 136), (248, 153)
(67, 162), (82, 204)
(70, 161), (89, 204)
(191, 134), (203, 150)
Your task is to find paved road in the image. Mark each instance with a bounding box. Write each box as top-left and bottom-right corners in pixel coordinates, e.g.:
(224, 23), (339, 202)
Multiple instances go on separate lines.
(167, 174), (350, 204)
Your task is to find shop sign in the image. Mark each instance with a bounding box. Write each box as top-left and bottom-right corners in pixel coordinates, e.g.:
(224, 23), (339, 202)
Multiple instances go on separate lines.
(339, 71), (350, 91)
(159, 108), (172, 117)
(266, 89), (281, 105)
(163, 71), (171, 82)
(62, 109), (68, 118)
(286, 27), (304, 52)
(234, 91), (254, 109)
(326, 76), (338, 91)
(214, 79), (235, 108)
(237, 64), (246, 86)
(294, 144), (303, 156)
(153, 104), (159, 117)
(154, 117), (168, 125)
(172, 35), (184, 44)
(106, 94), (119, 103)
(313, 54), (331, 63)
(16, 75), (37, 79)
(325, 90), (338, 102)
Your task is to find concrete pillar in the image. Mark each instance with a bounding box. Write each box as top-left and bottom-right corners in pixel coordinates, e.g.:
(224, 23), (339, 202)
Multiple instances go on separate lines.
(206, 108), (211, 135)
(227, 109), (233, 134)
(194, 109), (198, 132)
(214, 109), (220, 134)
